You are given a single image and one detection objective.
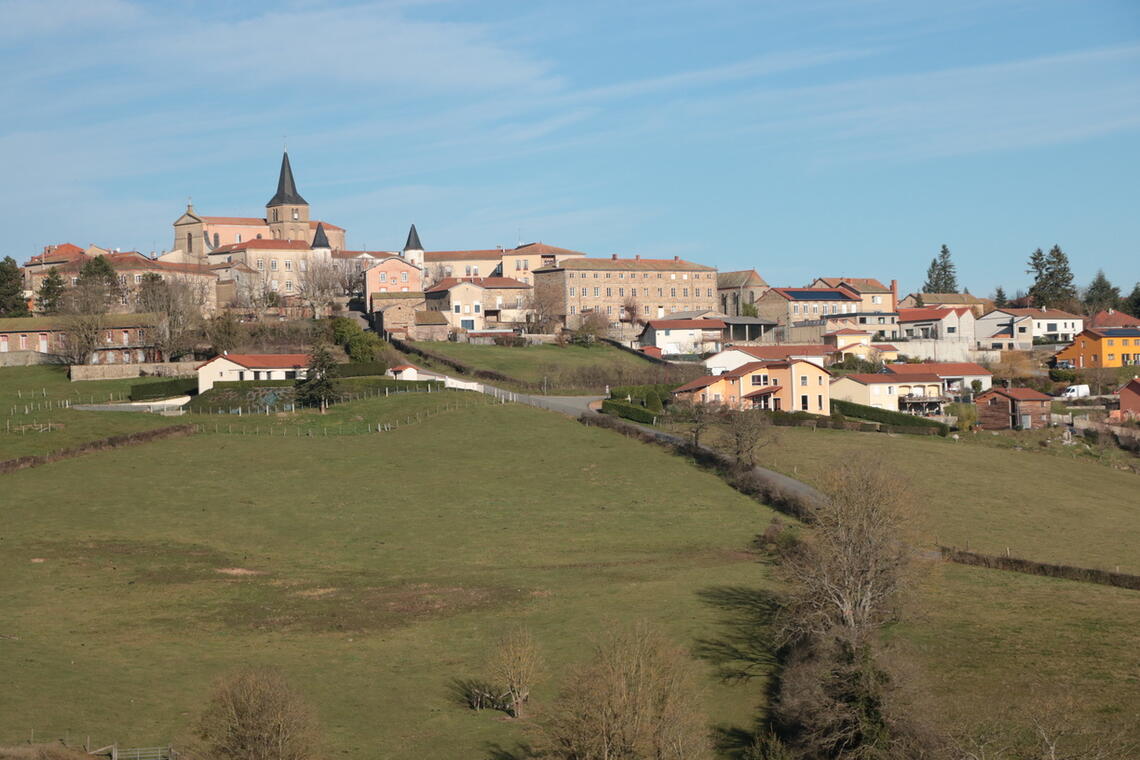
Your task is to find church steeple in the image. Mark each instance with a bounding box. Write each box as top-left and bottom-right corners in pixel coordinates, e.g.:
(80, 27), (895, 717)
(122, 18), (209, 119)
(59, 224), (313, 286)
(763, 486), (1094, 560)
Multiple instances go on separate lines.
(268, 151), (307, 207)
(311, 222), (330, 249)
(404, 224), (423, 253)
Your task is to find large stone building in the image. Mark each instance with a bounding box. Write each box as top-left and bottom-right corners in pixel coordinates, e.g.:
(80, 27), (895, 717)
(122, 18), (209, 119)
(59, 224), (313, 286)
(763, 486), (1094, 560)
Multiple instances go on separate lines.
(422, 241), (584, 287)
(717, 270), (768, 316)
(168, 152), (346, 263)
(533, 255), (718, 328)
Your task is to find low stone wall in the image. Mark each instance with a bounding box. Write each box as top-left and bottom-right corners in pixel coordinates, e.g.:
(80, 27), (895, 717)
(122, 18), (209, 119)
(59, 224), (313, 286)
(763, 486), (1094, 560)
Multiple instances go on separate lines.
(69, 361), (198, 381)
(0, 351), (65, 367)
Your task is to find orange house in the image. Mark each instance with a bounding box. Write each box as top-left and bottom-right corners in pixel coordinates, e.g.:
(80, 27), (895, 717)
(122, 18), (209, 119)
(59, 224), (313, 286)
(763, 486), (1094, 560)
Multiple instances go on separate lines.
(364, 256), (424, 311)
(1054, 328), (1140, 369)
(672, 359), (831, 414)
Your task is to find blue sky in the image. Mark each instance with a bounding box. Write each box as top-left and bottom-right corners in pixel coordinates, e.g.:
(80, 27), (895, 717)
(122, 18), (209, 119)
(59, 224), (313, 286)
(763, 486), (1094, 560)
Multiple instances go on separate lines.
(2, 0), (1138, 297)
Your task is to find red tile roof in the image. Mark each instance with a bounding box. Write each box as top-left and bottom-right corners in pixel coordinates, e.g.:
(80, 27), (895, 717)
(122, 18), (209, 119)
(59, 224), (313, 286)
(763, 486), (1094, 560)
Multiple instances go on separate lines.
(646, 319), (726, 329)
(728, 344), (833, 359)
(390, 364), (419, 372)
(722, 360), (795, 377)
(743, 385), (783, 398)
(26, 243), (87, 266)
(980, 387), (1053, 402)
(199, 353), (310, 370)
(997, 307), (1082, 320)
(824, 328), (870, 336)
(815, 277), (890, 292)
(425, 276), (531, 293)
(672, 375), (722, 394)
(550, 256), (715, 272)
(886, 362), (991, 377)
(840, 373), (942, 385)
(424, 249), (503, 262)
(210, 239), (312, 253)
(1090, 310), (1140, 328)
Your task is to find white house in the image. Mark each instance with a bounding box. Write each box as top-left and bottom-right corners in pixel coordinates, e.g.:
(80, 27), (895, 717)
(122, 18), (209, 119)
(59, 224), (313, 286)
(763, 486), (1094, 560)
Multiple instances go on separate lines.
(976, 308), (1083, 345)
(196, 353), (309, 393)
(638, 319), (725, 355)
(884, 361), (992, 393)
(897, 307), (976, 343)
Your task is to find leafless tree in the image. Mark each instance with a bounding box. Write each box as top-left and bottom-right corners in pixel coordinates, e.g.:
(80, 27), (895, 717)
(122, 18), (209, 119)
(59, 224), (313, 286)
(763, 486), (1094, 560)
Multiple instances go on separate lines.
(134, 273), (206, 360)
(488, 625), (542, 718)
(336, 261), (364, 297)
(425, 263), (451, 288)
(196, 667), (319, 760)
(297, 257), (341, 319)
(541, 622), (713, 760)
(622, 291), (643, 326)
(526, 279), (564, 333)
(57, 275), (116, 364)
(572, 310), (610, 345)
(724, 408), (774, 468)
(674, 400), (716, 448)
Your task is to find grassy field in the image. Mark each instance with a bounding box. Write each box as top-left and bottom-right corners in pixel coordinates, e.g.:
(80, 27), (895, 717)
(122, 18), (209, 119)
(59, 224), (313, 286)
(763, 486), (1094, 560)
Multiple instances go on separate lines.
(407, 341), (689, 390)
(696, 423), (1140, 573)
(0, 366), (173, 459)
(0, 401), (778, 758)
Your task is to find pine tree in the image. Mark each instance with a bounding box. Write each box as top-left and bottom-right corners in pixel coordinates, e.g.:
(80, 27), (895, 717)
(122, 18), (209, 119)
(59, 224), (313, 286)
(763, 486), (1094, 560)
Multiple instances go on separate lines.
(36, 268), (66, 314)
(992, 286), (1008, 309)
(0, 256), (29, 317)
(1123, 282), (1140, 318)
(295, 342), (338, 413)
(921, 258), (940, 293)
(1027, 245), (1077, 310)
(1082, 270), (1120, 315)
(913, 293), (925, 307)
(937, 245), (959, 293)
(71, 254), (122, 314)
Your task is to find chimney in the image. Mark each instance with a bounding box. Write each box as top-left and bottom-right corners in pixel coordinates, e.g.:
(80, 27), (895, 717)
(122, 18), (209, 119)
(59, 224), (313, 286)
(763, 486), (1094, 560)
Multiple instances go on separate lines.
(611, 254), (618, 260)
(890, 279), (898, 311)
(635, 254), (641, 260)
(673, 255), (679, 261)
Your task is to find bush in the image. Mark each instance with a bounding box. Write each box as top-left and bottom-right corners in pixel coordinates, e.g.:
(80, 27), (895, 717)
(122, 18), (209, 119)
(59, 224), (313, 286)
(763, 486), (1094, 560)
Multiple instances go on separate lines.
(129, 377), (198, 401)
(602, 398), (659, 424)
(645, 391), (664, 413)
(829, 399), (949, 436)
(331, 316), (364, 345)
(337, 361), (389, 377)
(345, 331), (384, 362)
(492, 334), (527, 347)
(1049, 368), (1078, 383)
(609, 383), (679, 405)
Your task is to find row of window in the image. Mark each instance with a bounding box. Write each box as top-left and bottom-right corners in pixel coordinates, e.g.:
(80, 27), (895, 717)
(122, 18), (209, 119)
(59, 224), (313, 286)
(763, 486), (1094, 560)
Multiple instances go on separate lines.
(569, 287), (714, 298)
(568, 271), (712, 280)
(376, 271), (410, 283)
(257, 259), (309, 272)
(0, 329), (145, 352)
(792, 303), (857, 314)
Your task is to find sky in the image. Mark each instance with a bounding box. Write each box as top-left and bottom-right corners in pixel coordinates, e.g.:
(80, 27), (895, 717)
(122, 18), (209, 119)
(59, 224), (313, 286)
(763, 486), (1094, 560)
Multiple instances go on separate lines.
(2, 0), (1139, 297)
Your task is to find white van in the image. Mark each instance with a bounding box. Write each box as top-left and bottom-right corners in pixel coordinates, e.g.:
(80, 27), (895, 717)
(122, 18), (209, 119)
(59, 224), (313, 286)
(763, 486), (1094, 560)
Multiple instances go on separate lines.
(1059, 384), (1090, 399)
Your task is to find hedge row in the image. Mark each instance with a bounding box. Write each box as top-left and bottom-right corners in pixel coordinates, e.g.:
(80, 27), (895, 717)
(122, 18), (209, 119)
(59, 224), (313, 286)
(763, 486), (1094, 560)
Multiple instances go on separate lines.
(129, 377), (199, 401)
(601, 398), (659, 424)
(390, 337), (536, 388)
(940, 546), (1140, 591)
(829, 399), (949, 436)
(609, 383), (679, 404)
(0, 425), (195, 475)
(337, 361), (388, 378)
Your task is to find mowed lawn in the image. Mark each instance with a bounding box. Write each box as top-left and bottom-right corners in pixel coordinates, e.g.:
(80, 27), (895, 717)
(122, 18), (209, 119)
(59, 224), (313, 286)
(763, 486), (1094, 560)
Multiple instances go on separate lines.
(0, 403), (777, 758)
(731, 426), (1140, 573)
(0, 365), (173, 459)
(410, 341), (668, 385)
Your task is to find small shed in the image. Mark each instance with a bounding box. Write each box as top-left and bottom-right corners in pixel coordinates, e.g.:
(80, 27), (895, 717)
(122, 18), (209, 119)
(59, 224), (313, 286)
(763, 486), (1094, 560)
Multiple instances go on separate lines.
(975, 387), (1053, 430)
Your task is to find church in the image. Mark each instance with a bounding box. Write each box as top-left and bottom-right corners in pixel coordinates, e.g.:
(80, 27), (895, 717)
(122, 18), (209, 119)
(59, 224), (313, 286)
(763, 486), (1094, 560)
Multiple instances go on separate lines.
(167, 152), (347, 264)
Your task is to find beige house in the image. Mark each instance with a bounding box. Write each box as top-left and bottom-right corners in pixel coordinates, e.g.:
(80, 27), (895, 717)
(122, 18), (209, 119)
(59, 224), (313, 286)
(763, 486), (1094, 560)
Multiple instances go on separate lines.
(425, 277), (532, 331)
(754, 287), (863, 326)
(638, 319), (726, 355)
(534, 255), (718, 328)
(810, 277), (898, 313)
(422, 241), (584, 288)
(371, 292), (427, 339)
(196, 353), (309, 393)
(717, 270), (769, 316)
(830, 373), (946, 414)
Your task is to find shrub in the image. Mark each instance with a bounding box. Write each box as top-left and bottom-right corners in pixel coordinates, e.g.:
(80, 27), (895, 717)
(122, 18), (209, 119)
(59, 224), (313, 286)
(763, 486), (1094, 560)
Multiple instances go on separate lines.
(331, 316), (364, 345)
(610, 383), (679, 405)
(645, 390), (664, 413)
(337, 361), (389, 378)
(492, 334), (527, 347)
(602, 398), (659, 424)
(129, 377), (198, 401)
(1049, 368), (1078, 383)
(345, 331), (384, 362)
(829, 399), (949, 436)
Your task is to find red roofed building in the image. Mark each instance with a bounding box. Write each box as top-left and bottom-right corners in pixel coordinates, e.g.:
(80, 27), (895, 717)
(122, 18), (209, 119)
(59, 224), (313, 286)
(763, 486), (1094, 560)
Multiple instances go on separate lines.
(975, 386), (1054, 429)
(196, 352), (310, 393)
(897, 306), (976, 342)
(705, 344), (835, 374)
(424, 276), (532, 333)
(1089, 309), (1140, 329)
(885, 361), (992, 393)
(638, 319), (727, 355)
(672, 359), (831, 414)
(830, 372), (947, 415)
(1117, 377), (1140, 420)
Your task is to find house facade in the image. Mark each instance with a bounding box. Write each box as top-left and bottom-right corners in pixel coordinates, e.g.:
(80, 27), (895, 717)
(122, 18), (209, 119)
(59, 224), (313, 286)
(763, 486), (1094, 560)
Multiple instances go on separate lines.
(673, 359), (831, 414)
(0, 314), (159, 364)
(1118, 378), (1140, 419)
(809, 277), (898, 313)
(638, 319), (725, 355)
(424, 277), (532, 332)
(423, 241), (584, 288)
(898, 292), (992, 317)
(1054, 328), (1140, 369)
(195, 353), (309, 393)
(829, 373), (946, 415)
(753, 287), (863, 327)
(976, 308), (1083, 344)
(533, 255), (718, 328)
(364, 256), (424, 304)
(705, 344), (835, 374)
(717, 270), (769, 316)
(897, 307), (976, 342)
(884, 361), (992, 393)
(975, 387), (1053, 430)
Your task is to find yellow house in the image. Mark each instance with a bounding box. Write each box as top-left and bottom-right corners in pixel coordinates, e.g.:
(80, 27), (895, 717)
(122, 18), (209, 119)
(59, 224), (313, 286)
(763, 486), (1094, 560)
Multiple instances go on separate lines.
(672, 359), (832, 414)
(830, 373), (946, 415)
(1054, 328), (1140, 369)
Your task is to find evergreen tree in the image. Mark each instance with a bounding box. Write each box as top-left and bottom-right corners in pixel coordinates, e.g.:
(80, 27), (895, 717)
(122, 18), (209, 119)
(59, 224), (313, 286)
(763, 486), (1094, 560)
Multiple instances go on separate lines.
(921, 257), (940, 294)
(1026, 245), (1077, 309)
(1123, 282), (1140, 318)
(937, 245), (959, 293)
(71, 254), (122, 314)
(36, 268), (66, 314)
(913, 293), (925, 307)
(295, 342), (338, 413)
(0, 256), (29, 317)
(992, 286), (1008, 309)
(1082, 270), (1120, 315)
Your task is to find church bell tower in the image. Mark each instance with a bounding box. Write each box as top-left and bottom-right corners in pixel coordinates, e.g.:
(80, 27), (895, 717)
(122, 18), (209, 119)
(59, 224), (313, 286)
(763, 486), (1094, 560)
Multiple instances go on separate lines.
(266, 152), (310, 242)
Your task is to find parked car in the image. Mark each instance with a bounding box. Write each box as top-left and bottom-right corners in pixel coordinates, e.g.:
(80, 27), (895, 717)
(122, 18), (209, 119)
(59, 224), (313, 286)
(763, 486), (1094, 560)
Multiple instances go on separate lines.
(1059, 384), (1090, 399)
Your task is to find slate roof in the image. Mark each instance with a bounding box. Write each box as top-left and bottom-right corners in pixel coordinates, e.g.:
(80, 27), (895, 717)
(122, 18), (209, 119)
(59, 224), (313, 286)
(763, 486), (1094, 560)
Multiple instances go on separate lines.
(267, 152), (307, 206)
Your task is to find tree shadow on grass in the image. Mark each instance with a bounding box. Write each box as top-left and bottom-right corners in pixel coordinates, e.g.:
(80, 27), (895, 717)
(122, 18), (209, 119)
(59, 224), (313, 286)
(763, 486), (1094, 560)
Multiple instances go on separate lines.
(483, 742), (538, 760)
(693, 585), (784, 758)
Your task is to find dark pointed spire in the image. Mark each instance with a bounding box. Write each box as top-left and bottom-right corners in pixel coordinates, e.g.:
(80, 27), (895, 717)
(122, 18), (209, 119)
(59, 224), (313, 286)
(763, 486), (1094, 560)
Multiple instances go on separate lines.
(311, 222), (330, 249)
(267, 151), (307, 207)
(403, 224), (423, 251)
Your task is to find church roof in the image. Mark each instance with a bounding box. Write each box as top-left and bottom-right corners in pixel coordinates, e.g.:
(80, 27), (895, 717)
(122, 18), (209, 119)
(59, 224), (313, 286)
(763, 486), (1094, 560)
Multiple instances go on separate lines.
(404, 224), (423, 251)
(267, 152), (307, 207)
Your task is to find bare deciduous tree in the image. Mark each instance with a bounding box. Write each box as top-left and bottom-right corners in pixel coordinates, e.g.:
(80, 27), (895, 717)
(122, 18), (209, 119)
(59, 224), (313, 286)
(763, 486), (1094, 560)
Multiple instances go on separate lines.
(622, 291), (643, 326)
(196, 668), (319, 760)
(488, 625), (542, 718)
(297, 258), (341, 319)
(134, 273), (206, 360)
(724, 408), (774, 468)
(541, 622), (713, 760)
(526, 279), (564, 333)
(674, 400), (716, 448)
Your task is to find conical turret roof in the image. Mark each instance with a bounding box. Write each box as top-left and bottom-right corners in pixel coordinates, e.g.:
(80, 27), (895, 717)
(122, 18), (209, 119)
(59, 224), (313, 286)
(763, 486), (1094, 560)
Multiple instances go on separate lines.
(311, 222), (330, 249)
(267, 152), (308, 207)
(404, 224), (423, 251)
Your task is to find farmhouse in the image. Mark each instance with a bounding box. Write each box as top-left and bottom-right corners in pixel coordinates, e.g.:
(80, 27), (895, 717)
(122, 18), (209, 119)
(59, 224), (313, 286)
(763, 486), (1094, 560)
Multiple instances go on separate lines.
(975, 387), (1053, 430)
(196, 353), (309, 393)
(0, 313), (160, 364)
(638, 319), (725, 355)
